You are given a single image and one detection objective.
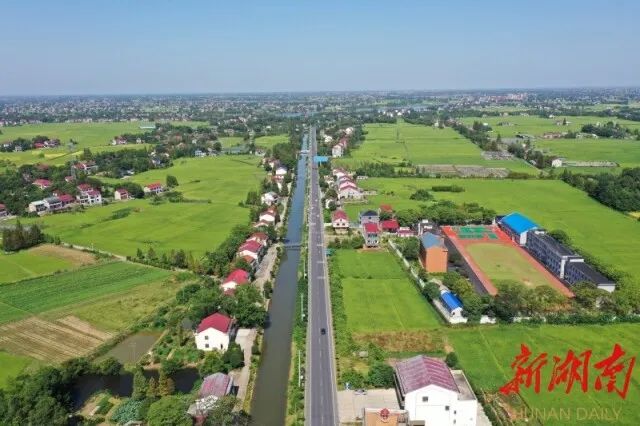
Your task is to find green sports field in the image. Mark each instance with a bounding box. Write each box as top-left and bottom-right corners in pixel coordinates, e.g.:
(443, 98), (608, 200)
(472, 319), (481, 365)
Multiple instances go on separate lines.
(334, 121), (534, 173)
(336, 249), (441, 332)
(344, 178), (640, 290)
(448, 324), (640, 426)
(465, 243), (557, 290)
(21, 156), (264, 257)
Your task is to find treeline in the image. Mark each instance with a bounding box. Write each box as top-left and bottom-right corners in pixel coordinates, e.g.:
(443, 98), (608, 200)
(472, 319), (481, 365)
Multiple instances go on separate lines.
(81, 147), (165, 178)
(395, 200), (496, 226)
(581, 122), (637, 139)
(1, 221), (44, 251)
(452, 121), (498, 151)
(0, 135), (60, 152)
(431, 185), (465, 192)
(561, 167), (640, 212)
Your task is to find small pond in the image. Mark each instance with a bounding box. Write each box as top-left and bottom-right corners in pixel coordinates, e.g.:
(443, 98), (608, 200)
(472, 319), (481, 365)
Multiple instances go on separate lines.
(104, 331), (162, 364)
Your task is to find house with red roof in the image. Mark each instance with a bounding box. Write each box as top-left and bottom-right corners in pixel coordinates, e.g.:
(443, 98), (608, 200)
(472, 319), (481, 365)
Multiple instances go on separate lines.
(76, 187), (102, 206)
(187, 373), (234, 420)
(331, 209), (349, 232)
(73, 161), (97, 174)
(221, 269), (250, 292)
(0, 203), (7, 217)
(248, 232), (269, 247)
(259, 206), (278, 224)
(362, 222), (379, 247)
(381, 219), (400, 233)
(33, 179), (52, 190)
(237, 239), (264, 261)
(394, 355), (477, 425)
(114, 188), (130, 201)
(195, 312), (234, 352)
(397, 227), (416, 238)
(143, 182), (164, 195)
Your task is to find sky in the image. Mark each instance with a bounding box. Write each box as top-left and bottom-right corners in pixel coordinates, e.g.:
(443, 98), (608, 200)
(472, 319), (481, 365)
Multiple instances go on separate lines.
(1, 0), (639, 95)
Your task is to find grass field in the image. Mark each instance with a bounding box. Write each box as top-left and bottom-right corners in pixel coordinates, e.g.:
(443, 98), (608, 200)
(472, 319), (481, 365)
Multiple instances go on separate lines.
(336, 249), (441, 332)
(0, 244), (96, 284)
(534, 138), (640, 169)
(334, 121), (534, 173)
(21, 156), (264, 257)
(448, 324), (640, 426)
(0, 262), (170, 324)
(343, 178), (640, 289)
(0, 121), (205, 166)
(0, 351), (36, 388)
(255, 134), (288, 148)
(466, 243), (558, 289)
(461, 115), (640, 138)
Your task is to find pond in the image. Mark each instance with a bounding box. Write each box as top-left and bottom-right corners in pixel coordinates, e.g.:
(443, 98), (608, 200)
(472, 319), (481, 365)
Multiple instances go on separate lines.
(103, 331), (162, 364)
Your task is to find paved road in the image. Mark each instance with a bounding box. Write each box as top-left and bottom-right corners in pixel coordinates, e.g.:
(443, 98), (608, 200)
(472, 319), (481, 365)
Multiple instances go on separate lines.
(305, 126), (339, 425)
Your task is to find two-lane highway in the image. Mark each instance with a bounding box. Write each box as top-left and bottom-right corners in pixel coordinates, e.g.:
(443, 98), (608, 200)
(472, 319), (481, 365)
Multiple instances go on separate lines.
(305, 126), (339, 425)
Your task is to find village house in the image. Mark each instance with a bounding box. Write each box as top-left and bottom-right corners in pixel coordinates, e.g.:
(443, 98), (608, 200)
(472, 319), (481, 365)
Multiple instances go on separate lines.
(195, 312), (235, 352)
(380, 218), (400, 233)
(397, 227), (416, 238)
(221, 269), (250, 292)
(331, 209), (350, 232)
(394, 355), (478, 426)
(337, 180), (363, 200)
(237, 240), (264, 261)
(43, 196), (63, 212)
(77, 189), (102, 206)
(420, 232), (448, 273)
(247, 232), (269, 247)
(143, 182), (164, 195)
(194, 149), (206, 157)
(362, 222), (379, 247)
(187, 373), (234, 422)
(58, 194), (75, 207)
(32, 178), (52, 190)
(114, 188), (130, 200)
(331, 144), (343, 158)
(274, 166), (288, 177)
(439, 290), (467, 323)
(28, 200), (47, 214)
(359, 210), (379, 225)
(73, 161), (98, 174)
(0, 204), (7, 217)
(260, 191), (279, 206)
(259, 206), (278, 224)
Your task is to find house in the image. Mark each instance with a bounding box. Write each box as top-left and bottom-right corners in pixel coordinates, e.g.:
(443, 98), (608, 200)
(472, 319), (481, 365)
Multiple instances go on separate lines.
(362, 222), (379, 247)
(58, 194), (75, 207)
(73, 161), (98, 174)
(275, 166), (288, 177)
(114, 188), (130, 201)
(551, 158), (563, 168)
(337, 181), (363, 200)
(187, 373), (234, 420)
(360, 210), (379, 225)
(420, 233), (448, 273)
(253, 219), (271, 229)
(331, 209), (350, 232)
(143, 182), (164, 195)
(248, 232), (269, 247)
(440, 290), (464, 320)
(380, 219), (399, 233)
(221, 269), (250, 291)
(76, 186), (102, 206)
(43, 196), (63, 211)
(194, 149), (206, 157)
(394, 355), (477, 426)
(76, 183), (93, 193)
(195, 312), (234, 352)
(28, 200), (47, 214)
(397, 227), (415, 238)
(331, 144), (343, 157)
(260, 191), (279, 206)
(259, 206), (277, 224)
(0, 204), (6, 217)
(417, 219), (433, 235)
(237, 240), (264, 261)
(33, 179), (52, 190)
(498, 212), (538, 245)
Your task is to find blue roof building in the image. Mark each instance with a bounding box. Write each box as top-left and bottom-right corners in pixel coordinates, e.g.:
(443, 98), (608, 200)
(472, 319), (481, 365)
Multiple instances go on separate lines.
(421, 232), (445, 249)
(440, 291), (463, 313)
(313, 155), (329, 164)
(499, 212), (539, 245)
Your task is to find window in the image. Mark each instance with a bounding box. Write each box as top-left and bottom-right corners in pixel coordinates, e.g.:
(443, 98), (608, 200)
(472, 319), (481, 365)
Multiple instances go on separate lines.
(422, 396), (429, 402)
(204, 335), (209, 340)
(205, 343), (209, 348)
(445, 406), (450, 411)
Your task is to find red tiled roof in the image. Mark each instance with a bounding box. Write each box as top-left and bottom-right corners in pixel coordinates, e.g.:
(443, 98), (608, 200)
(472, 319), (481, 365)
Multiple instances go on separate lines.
(77, 183), (92, 192)
(380, 204), (393, 212)
(58, 194), (74, 203)
(197, 312), (232, 334)
(239, 240), (262, 253)
(332, 210), (348, 221)
(86, 190), (101, 197)
(242, 255), (255, 264)
(381, 219), (399, 231)
(145, 182), (163, 190)
(33, 179), (51, 187)
(223, 269), (250, 285)
(250, 232), (268, 242)
(395, 355), (459, 394)
(364, 222), (379, 233)
(199, 373), (232, 398)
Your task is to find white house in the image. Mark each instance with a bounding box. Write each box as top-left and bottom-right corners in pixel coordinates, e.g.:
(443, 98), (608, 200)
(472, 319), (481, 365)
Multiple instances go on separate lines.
(28, 200), (47, 214)
(275, 166), (287, 177)
(260, 191), (279, 206)
(221, 269), (250, 292)
(331, 209), (349, 231)
(195, 312), (234, 352)
(332, 144), (343, 157)
(237, 240), (263, 261)
(259, 206), (277, 224)
(143, 182), (164, 195)
(76, 189), (102, 206)
(395, 355), (477, 426)
(114, 188), (130, 201)
(551, 158), (563, 168)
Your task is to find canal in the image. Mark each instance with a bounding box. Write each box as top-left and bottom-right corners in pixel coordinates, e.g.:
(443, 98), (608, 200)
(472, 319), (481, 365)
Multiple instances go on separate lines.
(250, 133), (308, 425)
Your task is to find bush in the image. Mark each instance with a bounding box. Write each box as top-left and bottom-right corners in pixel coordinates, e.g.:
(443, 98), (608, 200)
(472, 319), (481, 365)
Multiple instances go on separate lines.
(445, 352), (459, 369)
(366, 363), (395, 388)
(110, 399), (142, 425)
(342, 369), (365, 388)
(95, 395), (113, 415)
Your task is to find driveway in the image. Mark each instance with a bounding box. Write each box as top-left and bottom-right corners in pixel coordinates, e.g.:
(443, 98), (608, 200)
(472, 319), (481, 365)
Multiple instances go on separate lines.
(337, 389), (400, 424)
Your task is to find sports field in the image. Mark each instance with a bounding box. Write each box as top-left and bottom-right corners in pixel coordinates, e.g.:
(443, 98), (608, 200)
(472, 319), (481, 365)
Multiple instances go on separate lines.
(534, 138), (640, 170)
(448, 324), (640, 426)
(344, 178), (640, 290)
(334, 121), (534, 172)
(0, 244), (96, 284)
(336, 249), (441, 332)
(21, 156), (263, 257)
(0, 261), (170, 324)
(461, 115), (640, 138)
(0, 121), (205, 166)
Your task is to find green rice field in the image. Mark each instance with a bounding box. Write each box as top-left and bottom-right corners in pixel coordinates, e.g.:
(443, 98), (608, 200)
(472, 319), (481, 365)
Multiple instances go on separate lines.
(0, 262), (170, 324)
(336, 249), (441, 332)
(343, 178), (640, 289)
(448, 324), (640, 426)
(334, 121), (534, 172)
(534, 138), (640, 170)
(0, 248), (74, 284)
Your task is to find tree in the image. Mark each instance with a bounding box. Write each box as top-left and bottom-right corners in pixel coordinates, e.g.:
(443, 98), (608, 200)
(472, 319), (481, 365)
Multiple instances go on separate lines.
(445, 352), (459, 369)
(399, 237), (420, 261)
(493, 281), (527, 321)
(213, 141), (222, 152)
(342, 369), (365, 388)
(131, 367), (148, 401)
(146, 377), (159, 399)
(166, 174), (179, 188)
(158, 370), (175, 396)
(200, 351), (226, 377)
(223, 343), (245, 370)
(205, 396), (241, 426)
(366, 363), (394, 388)
(146, 396), (191, 426)
(97, 357), (123, 375)
(29, 396), (68, 426)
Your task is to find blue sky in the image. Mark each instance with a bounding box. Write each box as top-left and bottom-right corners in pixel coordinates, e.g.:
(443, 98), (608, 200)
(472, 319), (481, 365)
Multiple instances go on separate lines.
(1, 0), (639, 95)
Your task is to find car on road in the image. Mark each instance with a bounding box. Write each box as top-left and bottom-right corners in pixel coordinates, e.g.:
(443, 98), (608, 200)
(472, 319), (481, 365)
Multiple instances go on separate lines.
(354, 388), (367, 395)
(321, 327), (326, 335)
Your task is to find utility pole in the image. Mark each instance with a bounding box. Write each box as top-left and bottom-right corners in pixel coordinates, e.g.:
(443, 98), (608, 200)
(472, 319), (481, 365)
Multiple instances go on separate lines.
(300, 293), (304, 321)
(298, 349), (302, 387)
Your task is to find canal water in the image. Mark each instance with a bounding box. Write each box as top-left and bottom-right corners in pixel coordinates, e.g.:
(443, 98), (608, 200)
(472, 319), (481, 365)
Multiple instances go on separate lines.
(250, 134), (308, 425)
